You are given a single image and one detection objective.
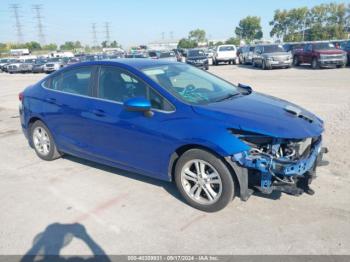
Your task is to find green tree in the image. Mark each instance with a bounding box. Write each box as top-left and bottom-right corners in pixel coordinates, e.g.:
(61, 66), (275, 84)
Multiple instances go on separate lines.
(42, 43), (57, 51)
(225, 37), (240, 46)
(270, 3), (348, 41)
(235, 16), (263, 42)
(25, 41), (41, 51)
(177, 38), (197, 49)
(60, 41), (75, 50)
(188, 29), (207, 43)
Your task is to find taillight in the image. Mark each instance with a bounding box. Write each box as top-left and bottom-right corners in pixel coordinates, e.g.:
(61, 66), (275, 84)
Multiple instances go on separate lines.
(19, 92), (24, 102)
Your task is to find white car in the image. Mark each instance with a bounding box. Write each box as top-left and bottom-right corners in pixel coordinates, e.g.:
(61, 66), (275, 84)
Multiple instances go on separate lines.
(212, 45), (239, 65)
(43, 58), (64, 73)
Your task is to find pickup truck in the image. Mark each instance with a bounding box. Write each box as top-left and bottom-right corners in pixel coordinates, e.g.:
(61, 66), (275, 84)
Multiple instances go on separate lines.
(293, 42), (347, 69)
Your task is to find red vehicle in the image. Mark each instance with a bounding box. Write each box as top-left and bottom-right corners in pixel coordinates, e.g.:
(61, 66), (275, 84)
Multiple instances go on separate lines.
(293, 42), (347, 69)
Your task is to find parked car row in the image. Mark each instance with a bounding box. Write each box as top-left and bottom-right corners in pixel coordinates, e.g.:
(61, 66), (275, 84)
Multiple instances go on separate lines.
(237, 40), (349, 70)
(0, 52), (125, 74)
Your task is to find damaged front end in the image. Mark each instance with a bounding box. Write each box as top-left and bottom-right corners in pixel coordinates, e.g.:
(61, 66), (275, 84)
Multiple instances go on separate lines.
(227, 129), (328, 200)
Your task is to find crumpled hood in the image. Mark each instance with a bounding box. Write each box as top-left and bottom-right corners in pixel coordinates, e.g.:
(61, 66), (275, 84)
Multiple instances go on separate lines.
(192, 92), (324, 139)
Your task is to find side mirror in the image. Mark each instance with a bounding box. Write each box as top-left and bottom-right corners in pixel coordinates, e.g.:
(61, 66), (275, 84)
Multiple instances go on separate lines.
(238, 83), (253, 94)
(124, 97), (153, 116)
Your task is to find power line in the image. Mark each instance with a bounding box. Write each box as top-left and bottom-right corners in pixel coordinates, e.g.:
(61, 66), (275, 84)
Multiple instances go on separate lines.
(92, 23), (98, 47)
(32, 4), (46, 45)
(105, 22), (110, 44)
(9, 4), (24, 43)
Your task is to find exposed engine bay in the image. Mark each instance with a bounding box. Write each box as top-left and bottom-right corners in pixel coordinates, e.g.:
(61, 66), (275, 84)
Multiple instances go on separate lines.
(229, 129), (328, 197)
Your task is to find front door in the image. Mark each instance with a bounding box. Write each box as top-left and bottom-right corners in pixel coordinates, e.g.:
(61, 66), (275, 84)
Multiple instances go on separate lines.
(87, 65), (175, 178)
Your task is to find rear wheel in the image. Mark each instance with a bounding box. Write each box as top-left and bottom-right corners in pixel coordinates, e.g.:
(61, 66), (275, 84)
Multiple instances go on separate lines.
(30, 120), (61, 161)
(175, 149), (235, 212)
(293, 56), (300, 66)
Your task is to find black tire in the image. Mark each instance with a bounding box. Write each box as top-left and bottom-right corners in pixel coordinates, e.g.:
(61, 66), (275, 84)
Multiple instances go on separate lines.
(252, 59), (257, 67)
(30, 120), (61, 161)
(293, 56), (299, 66)
(311, 58), (319, 69)
(174, 149), (235, 212)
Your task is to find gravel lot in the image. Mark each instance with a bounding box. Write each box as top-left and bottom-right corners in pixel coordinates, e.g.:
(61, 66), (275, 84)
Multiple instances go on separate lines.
(0, 65), (349, 255)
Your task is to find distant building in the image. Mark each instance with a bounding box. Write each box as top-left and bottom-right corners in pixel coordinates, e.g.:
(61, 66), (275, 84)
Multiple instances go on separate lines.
(10, 49), (30, 56)
(147, 40), (179, 50)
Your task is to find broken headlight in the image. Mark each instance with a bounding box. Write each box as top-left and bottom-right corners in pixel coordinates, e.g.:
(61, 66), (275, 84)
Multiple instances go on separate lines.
(228, 128), (315, 162)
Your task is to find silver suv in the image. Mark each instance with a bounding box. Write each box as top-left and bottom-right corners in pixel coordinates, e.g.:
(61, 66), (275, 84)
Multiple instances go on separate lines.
(252, 44), (292, 70)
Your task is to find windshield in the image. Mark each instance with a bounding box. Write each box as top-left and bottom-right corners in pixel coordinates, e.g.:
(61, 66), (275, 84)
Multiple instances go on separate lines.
(142, 63), (240, 105)
(219, 46), (235, 51)
(314, 43), (336, 50)
(340, 41), (350, 50)
(263, 45), (285, 53)
(188, 49), (206, 57)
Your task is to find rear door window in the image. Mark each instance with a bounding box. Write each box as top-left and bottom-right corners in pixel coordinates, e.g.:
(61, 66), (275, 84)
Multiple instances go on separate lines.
(46, 67), (94, 96)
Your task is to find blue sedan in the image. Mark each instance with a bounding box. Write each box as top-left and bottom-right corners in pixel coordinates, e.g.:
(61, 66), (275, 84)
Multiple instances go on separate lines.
(19, 59), (326, 212)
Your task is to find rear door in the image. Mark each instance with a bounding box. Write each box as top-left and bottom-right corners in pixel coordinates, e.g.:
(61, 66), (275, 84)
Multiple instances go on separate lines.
(42, 66), (97, 155)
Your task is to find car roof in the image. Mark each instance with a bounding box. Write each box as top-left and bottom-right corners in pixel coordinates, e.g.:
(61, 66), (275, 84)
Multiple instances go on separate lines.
(66, 58), (179, 70)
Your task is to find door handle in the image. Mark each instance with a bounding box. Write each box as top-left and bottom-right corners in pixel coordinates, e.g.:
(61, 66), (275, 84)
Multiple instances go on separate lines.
(92, 109), (106, 117)
(46, 97), (57, 104)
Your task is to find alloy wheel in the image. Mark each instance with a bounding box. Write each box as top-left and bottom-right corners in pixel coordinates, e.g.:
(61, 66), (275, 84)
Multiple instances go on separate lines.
(32, 126), (51, 156)
(180, 159), (222, 205)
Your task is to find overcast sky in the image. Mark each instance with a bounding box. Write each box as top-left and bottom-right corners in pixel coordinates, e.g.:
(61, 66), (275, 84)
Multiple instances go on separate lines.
(0, 0), (348, 48)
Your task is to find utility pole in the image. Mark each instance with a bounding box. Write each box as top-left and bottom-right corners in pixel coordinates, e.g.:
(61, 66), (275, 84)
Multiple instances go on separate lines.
(161, 32), (165, 40)
(9, 4), (24, 43)
(92, 23), (98, 47)
(32, 4), (46, 45)
(105, 22), (110, 45)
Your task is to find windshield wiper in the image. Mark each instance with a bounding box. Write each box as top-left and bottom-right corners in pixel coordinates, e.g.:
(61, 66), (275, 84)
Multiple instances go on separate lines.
(215, 93), (240, 102)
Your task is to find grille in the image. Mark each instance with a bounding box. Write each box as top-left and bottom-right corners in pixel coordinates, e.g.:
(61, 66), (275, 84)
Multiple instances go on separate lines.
(46, 64), (55, 67)
(321, 54), (343, 60)
(274, 56), (289, 62)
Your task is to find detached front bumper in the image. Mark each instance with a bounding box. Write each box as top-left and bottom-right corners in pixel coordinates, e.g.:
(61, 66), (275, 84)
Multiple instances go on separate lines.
(228, 138), (328, 200)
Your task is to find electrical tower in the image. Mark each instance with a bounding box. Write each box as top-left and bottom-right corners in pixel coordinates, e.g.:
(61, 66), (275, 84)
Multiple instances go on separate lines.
(105, 22), (110, 45)
(92, 23), (98, 47)
(9, 4), (24, 43)
(32, 4), (46, 45)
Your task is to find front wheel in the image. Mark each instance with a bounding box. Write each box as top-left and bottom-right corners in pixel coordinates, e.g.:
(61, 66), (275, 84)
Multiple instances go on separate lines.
(30, 120), (61, 161)
(311, 58), (319, 69)
(175, 149), (235, 212)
